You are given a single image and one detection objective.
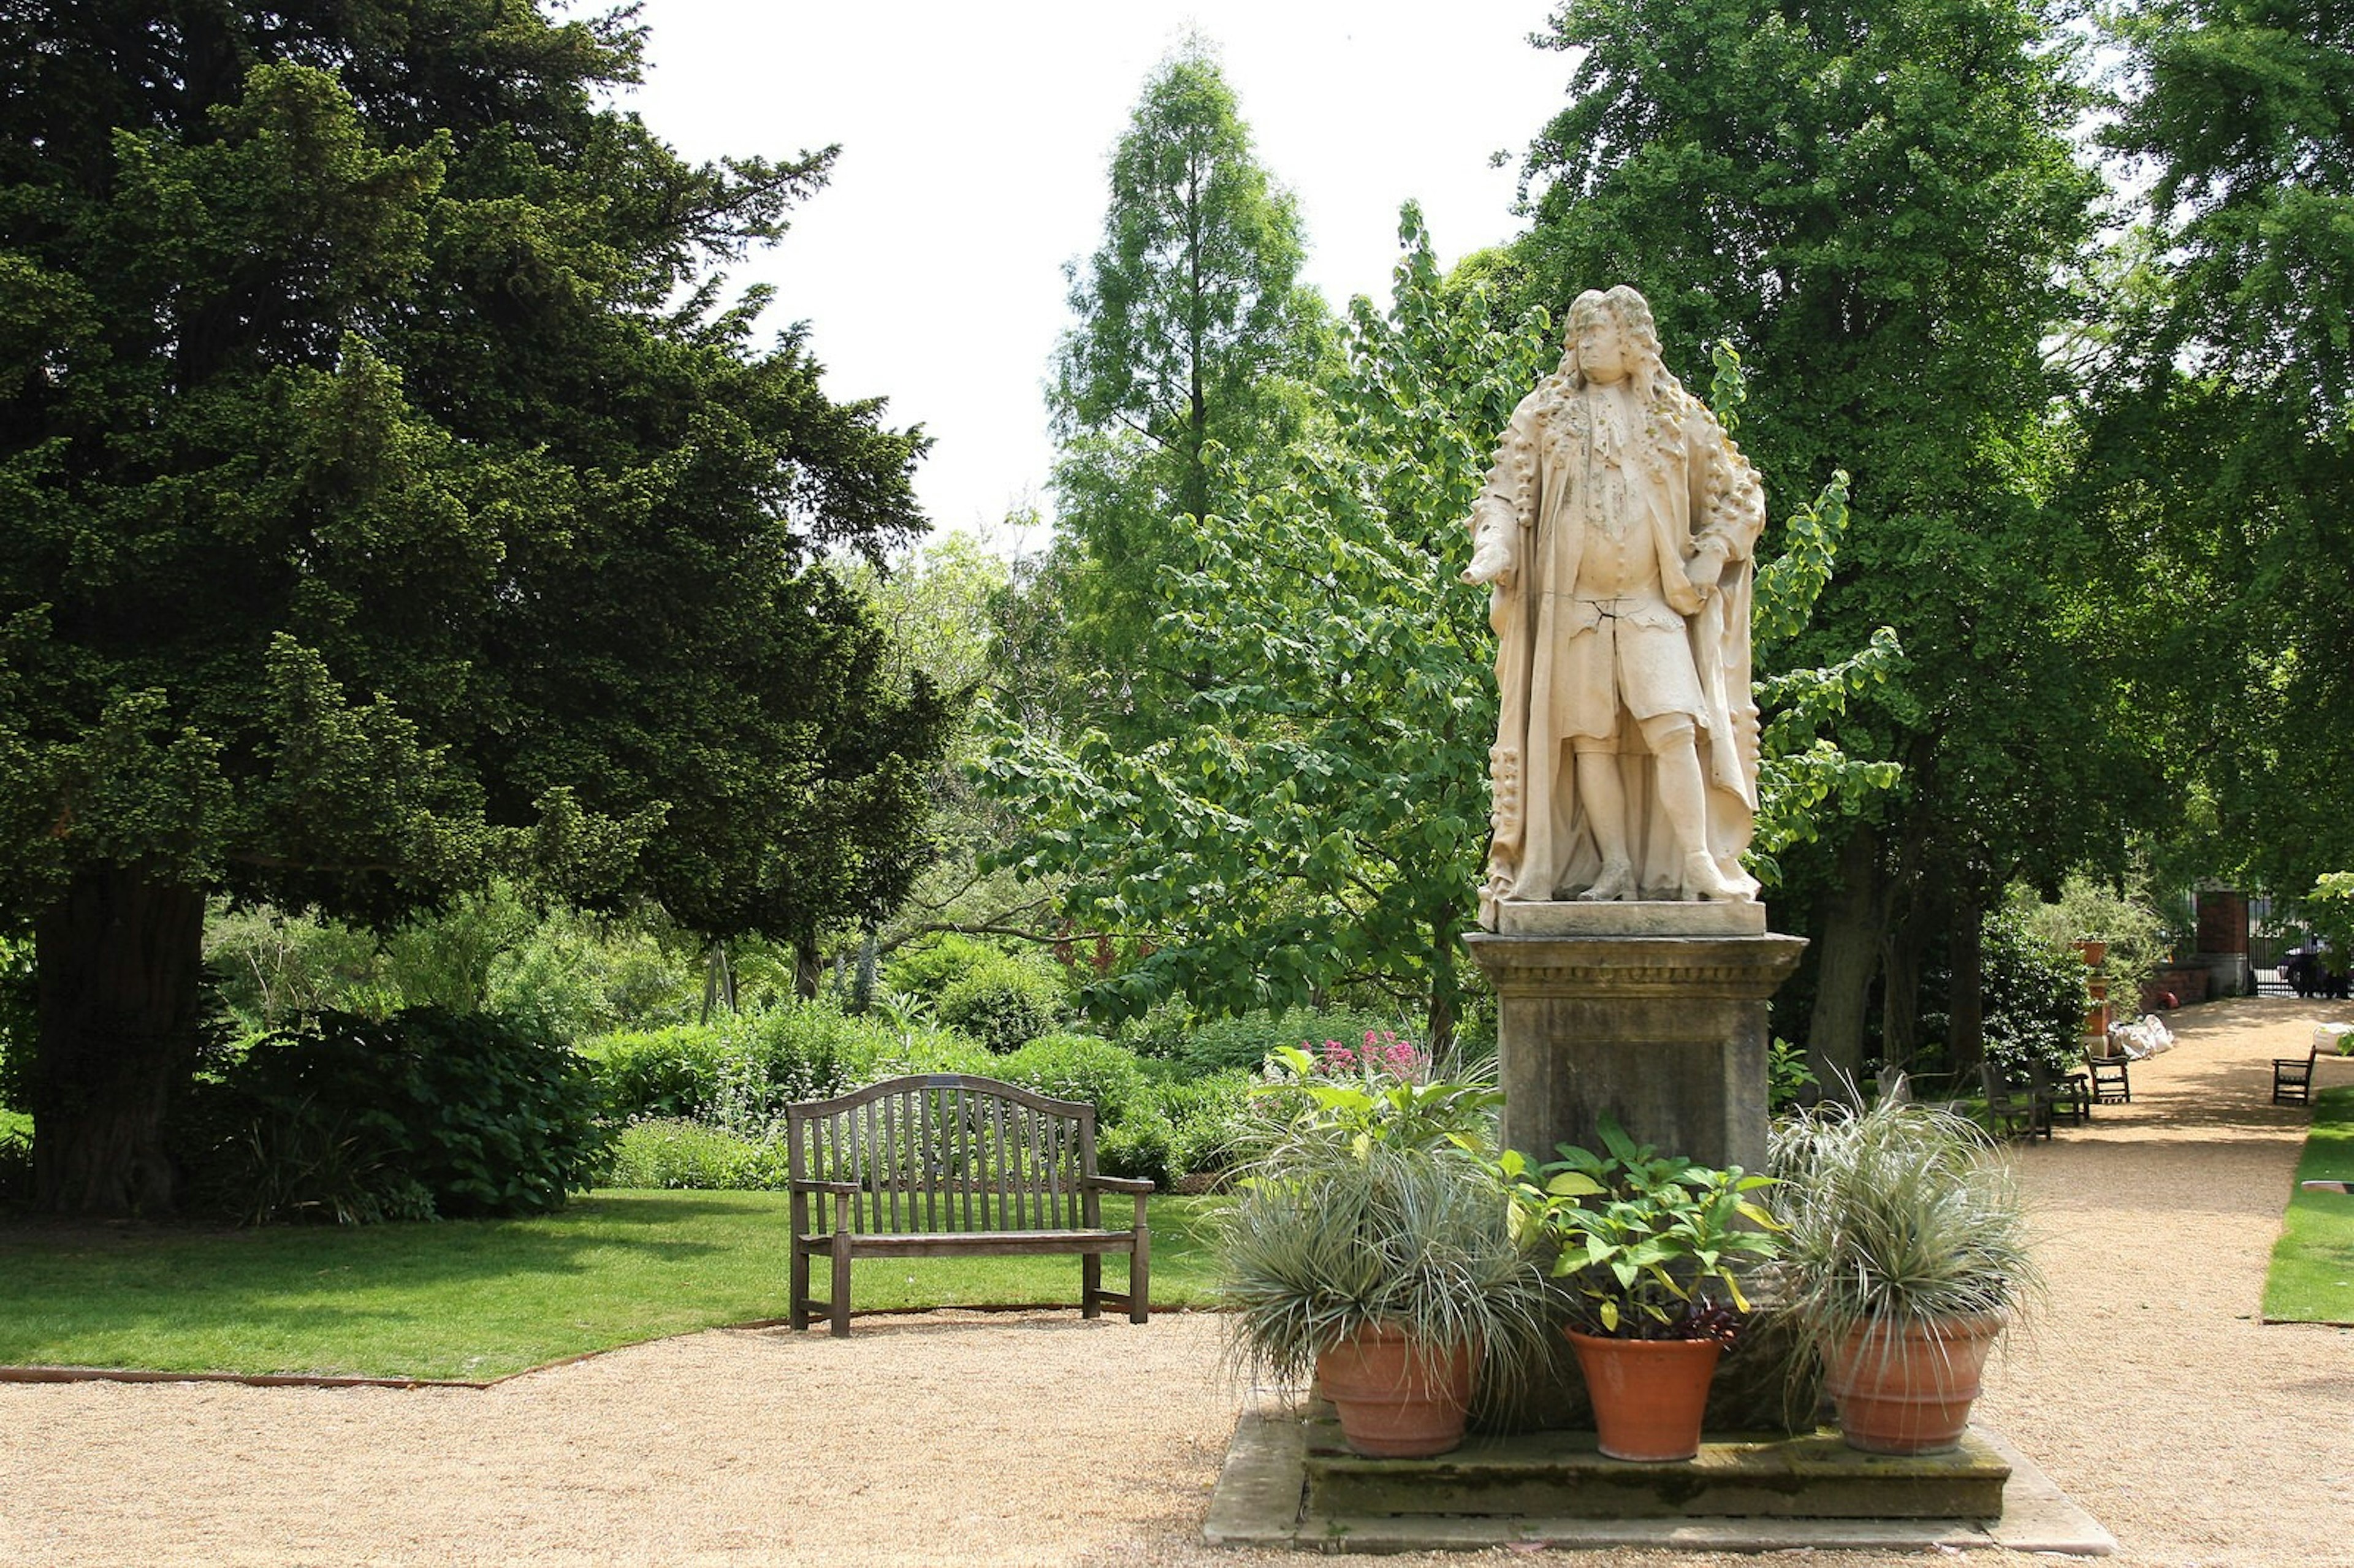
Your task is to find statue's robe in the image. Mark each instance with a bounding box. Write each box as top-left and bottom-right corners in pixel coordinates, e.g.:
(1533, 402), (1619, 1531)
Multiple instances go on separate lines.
(1469, 368), (1766, 927)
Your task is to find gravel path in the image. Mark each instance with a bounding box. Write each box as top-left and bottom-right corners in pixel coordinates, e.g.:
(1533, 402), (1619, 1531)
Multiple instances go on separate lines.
(4, 996), (2351, 1567)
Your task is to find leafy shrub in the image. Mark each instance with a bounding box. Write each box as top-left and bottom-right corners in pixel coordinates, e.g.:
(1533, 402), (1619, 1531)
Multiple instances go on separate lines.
(203, 903), (390, 1032)
(1097, 1112), (1176, 1186)
(935, 954), (1064, 1052)
(606, 1118), (789, 1191)
(202, 892), (717, 1039)
(2007, 871), (2169, 1022)
(1157, 1070), (1259, 1182)
(996, 1032), (1146, 1123)
(1769, 1037), (1818, 1113)
(1979, 910), (2091, 1076)
(885, 933), (1015, 1000)
(180, 1008), (606, 1224)
(0, 1122), (29, 1203)
(0, 934), (34, 1116)
(586, 1024), (720, 1120)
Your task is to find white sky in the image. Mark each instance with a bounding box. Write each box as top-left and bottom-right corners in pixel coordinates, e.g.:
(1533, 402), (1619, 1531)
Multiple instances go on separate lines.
(623, 1), (1570, 555)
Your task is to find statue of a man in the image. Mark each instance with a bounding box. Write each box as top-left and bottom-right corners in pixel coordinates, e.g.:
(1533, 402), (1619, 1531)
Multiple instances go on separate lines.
(1463, 285), (1765, 926)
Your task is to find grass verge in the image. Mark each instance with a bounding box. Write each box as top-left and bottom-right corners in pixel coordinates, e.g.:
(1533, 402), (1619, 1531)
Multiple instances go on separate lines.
(0, 1189), (1225, 1380)
(2263, 1085), (2354, 1325)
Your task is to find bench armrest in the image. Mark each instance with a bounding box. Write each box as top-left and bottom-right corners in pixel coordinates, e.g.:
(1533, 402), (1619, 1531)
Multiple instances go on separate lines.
(1084, 1175), (1155, 1195)
(792, 1179), (861, 1195)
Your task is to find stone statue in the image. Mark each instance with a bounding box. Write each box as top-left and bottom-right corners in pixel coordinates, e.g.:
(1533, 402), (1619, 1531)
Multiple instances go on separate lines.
(1463, 285), (1766, 927)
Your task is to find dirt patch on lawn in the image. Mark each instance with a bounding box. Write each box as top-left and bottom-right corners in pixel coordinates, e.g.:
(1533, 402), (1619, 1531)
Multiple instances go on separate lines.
(2, 997), (2351, 1567)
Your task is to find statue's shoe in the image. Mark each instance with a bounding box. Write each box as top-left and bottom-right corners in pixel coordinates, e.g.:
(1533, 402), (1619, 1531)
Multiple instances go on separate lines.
(1579, 860), (1638, 900)
(1680, 851), (1756, 902)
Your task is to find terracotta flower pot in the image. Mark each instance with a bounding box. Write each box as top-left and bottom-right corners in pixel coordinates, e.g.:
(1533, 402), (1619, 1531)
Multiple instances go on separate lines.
(1564, 1328), (1722, 1462)
(1315, 1323), (1477, 1458)
(1821, 1311), (2005, 1455)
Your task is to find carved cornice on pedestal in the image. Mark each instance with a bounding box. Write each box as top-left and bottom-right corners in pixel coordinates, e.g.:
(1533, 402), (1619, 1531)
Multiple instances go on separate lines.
(1464, 931), (1808, 1000)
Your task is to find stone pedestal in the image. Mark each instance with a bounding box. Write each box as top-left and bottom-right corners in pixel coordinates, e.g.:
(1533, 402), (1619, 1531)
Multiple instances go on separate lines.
(1465, 902), (1806, 1174)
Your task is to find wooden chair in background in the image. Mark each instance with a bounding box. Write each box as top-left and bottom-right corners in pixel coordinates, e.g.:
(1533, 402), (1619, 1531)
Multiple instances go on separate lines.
(1979, 1062), (2052, 1140)
(2085, 1045), (2131, 1105)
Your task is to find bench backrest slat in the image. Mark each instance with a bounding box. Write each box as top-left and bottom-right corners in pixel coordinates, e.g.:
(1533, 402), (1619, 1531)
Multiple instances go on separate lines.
(788, 1074), (1099, 1236)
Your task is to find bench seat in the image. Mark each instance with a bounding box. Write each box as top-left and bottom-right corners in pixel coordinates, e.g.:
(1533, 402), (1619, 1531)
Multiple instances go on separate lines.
(792, 1226), (1143, 1257)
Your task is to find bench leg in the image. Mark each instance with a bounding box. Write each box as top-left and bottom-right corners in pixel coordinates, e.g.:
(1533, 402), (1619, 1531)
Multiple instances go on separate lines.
(789, 1238), (810, 1331)
(1082, 1252), (1102, 1319)
(1130, 1199), (1150, 1325)
(829, 1228), (853, 1338)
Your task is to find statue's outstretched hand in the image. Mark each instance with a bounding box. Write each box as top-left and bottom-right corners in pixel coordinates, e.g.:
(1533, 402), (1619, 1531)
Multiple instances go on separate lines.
(1464, 511), (1515, 587)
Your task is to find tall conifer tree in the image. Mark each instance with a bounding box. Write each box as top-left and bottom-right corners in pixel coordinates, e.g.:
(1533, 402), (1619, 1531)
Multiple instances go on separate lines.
(1048, 40), (1328, 721)
(0, 2), (950, 1212)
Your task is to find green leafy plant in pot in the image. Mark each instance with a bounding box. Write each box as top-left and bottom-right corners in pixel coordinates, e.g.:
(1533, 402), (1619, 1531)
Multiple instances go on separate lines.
(1510, 1116), (1781, 1462)
(1768, 1095), (2041, 1454)
(1217, 1047), (1551, 1458)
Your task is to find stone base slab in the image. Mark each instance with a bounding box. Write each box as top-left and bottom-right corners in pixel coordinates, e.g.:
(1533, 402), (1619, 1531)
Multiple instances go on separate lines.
(1204, 1410), (2116, 1556)
(1493, 900), (1768, 937)
(1303, 1417), (2009, 1520)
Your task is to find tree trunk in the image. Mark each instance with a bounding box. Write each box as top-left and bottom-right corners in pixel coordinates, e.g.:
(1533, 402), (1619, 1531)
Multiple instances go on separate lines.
(1424, 916), (1460, 1057)
(1873, 802), (1934, 1089)
(1948, 908), (1986, 1079)
(699, 941), (734, 1025)
(1879, 900), (1928, 1087)
(792, 931), (822, 1001)
(1805, 824), (1883, 1105)
(31, 867), (208, 1216)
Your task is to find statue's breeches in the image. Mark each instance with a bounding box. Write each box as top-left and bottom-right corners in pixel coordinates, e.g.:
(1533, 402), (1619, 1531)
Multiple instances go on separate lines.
(1548, 597), (1705, 742)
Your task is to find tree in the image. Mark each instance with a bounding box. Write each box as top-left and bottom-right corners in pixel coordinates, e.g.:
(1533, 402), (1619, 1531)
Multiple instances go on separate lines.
(2079, 1), (2354, 900)
(844, 533), (1064, 964)
(1510, 0), (2153, 1086)
(0, 3), (951, 1213)
(1048, 39), (1330, 704)
(982, 208), (1896, 1049)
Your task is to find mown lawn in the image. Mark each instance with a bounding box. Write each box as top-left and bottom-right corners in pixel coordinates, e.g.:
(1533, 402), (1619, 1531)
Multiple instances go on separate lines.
(0, 1189), (1224, 1380)
(2263, 1086), (2354, 1325)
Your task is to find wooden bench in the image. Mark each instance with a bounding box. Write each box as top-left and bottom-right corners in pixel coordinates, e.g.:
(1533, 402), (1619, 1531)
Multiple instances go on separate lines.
(2275, 1025), (2354, 1106)
(785, 1073), (1152, 1337)
(1979, 1062), (2051, 1140)
(2275, 1047), (2320, 1105)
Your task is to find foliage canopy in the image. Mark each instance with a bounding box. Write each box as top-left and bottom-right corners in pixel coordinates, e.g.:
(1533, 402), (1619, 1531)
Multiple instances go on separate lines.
(984, 208), (1896, 1046)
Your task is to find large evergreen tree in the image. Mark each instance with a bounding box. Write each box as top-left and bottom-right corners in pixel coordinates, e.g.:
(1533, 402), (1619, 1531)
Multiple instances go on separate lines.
(0, 1), (951, 1213)
(1047, 39), (1329, 715)
(1510, 0), (2154, 1083)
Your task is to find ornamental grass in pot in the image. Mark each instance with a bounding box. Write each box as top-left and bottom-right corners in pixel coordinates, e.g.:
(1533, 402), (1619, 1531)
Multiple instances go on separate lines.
(1768, 1094), (2043, 1455)
(1218, 1048), (1552, 1458)
(1510, 1116), (1781, 1461)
